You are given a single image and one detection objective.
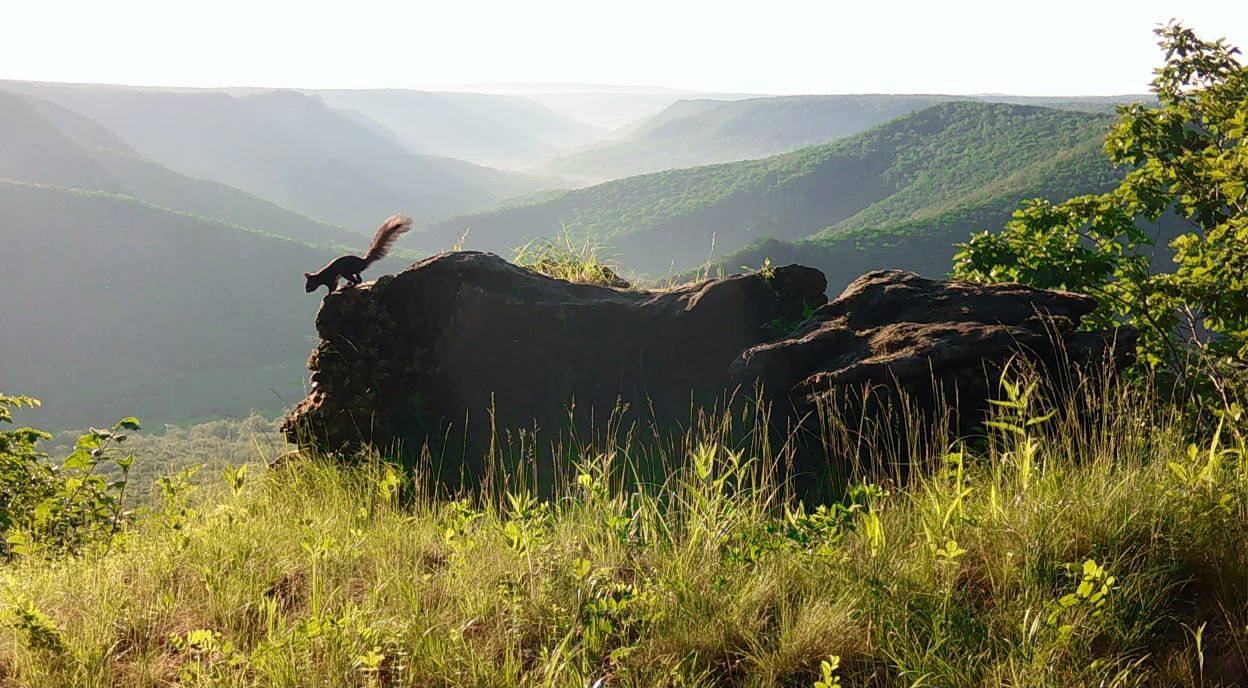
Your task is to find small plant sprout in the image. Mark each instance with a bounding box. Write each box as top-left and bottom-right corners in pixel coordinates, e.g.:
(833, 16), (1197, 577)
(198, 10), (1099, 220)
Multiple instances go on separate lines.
(862, 509), (886, 558)
(222, 462), (248, 497)
(377, 464), (402, 504)
(986, 368), (1055, 492)
(933, 538), (967, 563)
(1046, 559), (1117, 641)
(814, 655), (843, 688)
(741, 256), (776, 281)
(452, 227), (471, 252)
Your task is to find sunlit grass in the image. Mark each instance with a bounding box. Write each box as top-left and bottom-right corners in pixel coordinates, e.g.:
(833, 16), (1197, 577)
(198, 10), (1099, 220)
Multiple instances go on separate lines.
(2, 376), (1247, 687)
(512, 229), (630, 288)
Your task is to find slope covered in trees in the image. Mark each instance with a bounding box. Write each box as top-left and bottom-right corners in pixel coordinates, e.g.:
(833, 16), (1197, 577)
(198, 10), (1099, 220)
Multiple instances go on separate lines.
(544, 94), (1147, 182)
(545, 94), (956, 181)
(424, 102), (1124, 279)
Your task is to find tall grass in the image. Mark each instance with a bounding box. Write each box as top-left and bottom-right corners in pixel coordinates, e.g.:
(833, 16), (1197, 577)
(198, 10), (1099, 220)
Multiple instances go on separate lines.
(512, 230), (629, 288)
(2, 374), (1246, 687)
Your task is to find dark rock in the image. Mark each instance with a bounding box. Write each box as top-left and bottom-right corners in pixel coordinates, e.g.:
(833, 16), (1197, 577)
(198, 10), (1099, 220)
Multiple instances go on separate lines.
(282, 251), (826, 477)
(731, 269), (1135, 449)
(283, 258), (1132, 487)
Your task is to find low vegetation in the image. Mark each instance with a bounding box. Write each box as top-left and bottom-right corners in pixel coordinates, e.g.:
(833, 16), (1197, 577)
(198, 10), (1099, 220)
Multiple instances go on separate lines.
(512, 230), (630, 288)
(2, 374), (1246, 686)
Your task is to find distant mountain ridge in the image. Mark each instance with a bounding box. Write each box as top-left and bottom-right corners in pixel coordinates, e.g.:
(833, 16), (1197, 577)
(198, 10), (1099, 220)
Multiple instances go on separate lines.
(547, 94), (957, 181)
(0, 80), (550, 229)
(0, 89), (361, 246)
(309, 89), (603, 166)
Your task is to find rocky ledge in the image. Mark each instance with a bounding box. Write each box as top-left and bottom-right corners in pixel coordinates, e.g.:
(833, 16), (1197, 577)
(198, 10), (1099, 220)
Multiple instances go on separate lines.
(283, 253), (1133, 483)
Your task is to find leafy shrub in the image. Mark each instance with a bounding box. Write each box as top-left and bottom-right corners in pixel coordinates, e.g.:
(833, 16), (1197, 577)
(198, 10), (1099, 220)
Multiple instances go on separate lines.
(953, 23), (1248, 404)
(0, 392), (138, 558)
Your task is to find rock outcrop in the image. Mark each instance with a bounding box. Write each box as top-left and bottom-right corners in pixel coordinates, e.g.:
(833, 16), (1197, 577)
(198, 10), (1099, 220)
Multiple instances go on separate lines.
(283, 251), (827, 473)
(283, 254), (1132, 484)
(731, 270), (1135, 456)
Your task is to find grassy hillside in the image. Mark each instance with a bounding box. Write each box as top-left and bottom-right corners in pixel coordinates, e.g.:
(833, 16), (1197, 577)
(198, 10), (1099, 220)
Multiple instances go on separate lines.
(313, 90), (603, 166)
(423, 102), (1122, 279)
(3, 379), (1245, 687)
(0, 81), (548, 228)
(544, 94), (1149, 183)
(0, 90), (363, 247)
(0, 180), (402, 429)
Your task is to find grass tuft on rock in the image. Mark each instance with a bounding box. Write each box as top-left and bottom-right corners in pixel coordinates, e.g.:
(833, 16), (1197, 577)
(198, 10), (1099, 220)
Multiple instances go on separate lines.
(512, 230), (631, 288)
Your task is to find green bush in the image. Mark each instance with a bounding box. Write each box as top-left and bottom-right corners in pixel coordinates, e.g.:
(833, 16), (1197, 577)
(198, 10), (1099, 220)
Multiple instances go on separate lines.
(953, 23), (1248, 403)
(0, 392), (138, 558)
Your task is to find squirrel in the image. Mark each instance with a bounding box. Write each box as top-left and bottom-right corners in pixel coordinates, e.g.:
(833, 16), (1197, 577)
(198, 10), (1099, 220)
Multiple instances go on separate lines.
(304, 214), (412, 294)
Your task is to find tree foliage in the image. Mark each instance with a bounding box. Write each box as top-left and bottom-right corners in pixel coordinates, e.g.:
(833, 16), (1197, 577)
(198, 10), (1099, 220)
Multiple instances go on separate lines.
(953, 23), (1248, 399)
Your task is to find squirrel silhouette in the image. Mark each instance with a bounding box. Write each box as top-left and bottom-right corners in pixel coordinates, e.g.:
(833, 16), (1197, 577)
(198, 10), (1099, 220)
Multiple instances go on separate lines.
(304, 214), (412, 294)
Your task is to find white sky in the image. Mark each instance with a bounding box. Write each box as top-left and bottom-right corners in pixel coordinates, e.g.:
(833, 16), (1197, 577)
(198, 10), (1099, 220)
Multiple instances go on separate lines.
(3, 0), (1246, 95)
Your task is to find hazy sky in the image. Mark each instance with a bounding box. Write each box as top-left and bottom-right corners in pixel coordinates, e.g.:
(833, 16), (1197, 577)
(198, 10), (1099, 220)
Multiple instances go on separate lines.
(4, 0), (1246, 95)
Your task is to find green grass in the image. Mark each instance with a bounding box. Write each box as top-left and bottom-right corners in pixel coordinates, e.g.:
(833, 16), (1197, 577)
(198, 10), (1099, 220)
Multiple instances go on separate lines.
(2, 377), (1247, 687)
(512, 231), (630, 288)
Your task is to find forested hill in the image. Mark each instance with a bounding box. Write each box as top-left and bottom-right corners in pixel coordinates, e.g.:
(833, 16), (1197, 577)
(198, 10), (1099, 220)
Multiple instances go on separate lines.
(544, 94), (956, 181)
(421, 102), (1123, 279)
(543, 94), (1147, 183)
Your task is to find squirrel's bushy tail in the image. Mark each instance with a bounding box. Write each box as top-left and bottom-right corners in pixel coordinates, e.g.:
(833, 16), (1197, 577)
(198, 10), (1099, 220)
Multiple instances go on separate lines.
(364, 214), (413, 263)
